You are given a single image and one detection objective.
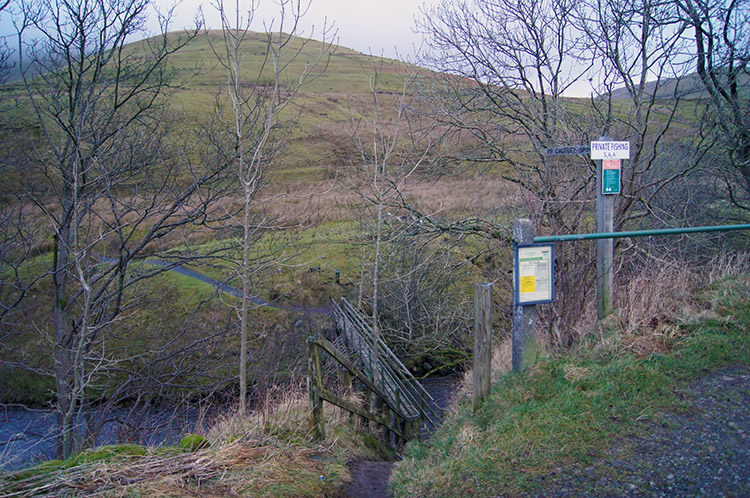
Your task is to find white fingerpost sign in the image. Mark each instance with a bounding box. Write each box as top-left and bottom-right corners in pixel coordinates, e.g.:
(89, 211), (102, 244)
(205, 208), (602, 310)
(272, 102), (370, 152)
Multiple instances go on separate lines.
(590, 141), (630, 160)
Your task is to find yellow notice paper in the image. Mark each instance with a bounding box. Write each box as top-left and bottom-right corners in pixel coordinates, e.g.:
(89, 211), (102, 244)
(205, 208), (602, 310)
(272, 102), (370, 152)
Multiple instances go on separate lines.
(520, 275), (535, 293)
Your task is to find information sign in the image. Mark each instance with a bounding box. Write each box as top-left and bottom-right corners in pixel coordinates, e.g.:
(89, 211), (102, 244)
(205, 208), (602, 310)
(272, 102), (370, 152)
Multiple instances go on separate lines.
(590, 141), (630, 160)
(514, 244), (555, 305)
(602, 159), (621, 194)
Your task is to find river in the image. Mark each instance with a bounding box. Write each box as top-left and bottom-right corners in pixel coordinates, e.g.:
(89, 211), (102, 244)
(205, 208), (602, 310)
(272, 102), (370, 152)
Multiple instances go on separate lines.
(0, 404), (203, 472)
(1, 376), (462, 472)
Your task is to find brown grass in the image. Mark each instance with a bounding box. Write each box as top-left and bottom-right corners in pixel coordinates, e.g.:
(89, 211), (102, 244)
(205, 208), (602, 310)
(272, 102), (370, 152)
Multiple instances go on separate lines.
(0, 381), (383, 497)
(568, 252), (750, 358)
(257, 173), (522, 228)
(457, 251), (750, 404)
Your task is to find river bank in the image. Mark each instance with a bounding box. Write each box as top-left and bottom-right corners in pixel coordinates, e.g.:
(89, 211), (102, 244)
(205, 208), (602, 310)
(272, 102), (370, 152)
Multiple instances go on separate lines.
(0, 404), (204, 471)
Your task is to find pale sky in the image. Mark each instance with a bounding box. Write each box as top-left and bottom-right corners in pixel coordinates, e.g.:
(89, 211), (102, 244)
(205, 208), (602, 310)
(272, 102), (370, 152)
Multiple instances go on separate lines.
(161, 0), (437, 60)
(0, 0), (437, 61)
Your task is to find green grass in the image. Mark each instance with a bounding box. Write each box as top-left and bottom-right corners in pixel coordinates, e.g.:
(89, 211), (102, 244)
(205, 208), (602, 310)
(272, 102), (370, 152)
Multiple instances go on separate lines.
(153, 30), (416, 94)
(391, 274), (750, 498)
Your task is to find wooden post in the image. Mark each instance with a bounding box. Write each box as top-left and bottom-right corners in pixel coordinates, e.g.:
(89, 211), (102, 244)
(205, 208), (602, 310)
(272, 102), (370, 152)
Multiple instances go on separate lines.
(307, 339), (325, 440)
(341, 368), (353, 421)
(362, 387), (371, 428)
(395, 390), (403, 446)
(341, 369), (352, 396)
(473, 283), (493, 413)
(512, 219), (537, 372)
(596, 136), (614, 320)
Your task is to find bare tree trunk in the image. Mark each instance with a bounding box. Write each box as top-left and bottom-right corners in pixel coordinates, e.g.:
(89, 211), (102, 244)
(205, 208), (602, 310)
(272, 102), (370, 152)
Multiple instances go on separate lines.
(207, 0), (334, 415)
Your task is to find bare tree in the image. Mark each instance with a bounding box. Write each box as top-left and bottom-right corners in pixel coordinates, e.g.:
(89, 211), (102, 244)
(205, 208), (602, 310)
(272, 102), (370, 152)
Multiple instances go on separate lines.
(414, 0), (717, 346)
(205, 0), (333, 415)
(416, 0), (603, 346)
(575, 0), (708, 228)
(676, 0), (750, 209)
(347, 62), (460, 367)
(6, 0), (237, 457)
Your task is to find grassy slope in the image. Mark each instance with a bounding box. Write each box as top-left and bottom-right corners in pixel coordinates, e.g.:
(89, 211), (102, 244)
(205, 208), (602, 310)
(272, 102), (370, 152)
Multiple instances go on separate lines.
(161, 30), (417, 174)
(0, 31), (427, 401)
(390, 273), (750, 498)
(3, 266), (746, 497)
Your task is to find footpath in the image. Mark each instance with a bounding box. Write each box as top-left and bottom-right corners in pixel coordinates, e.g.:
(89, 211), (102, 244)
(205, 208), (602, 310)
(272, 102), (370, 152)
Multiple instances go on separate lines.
(528, 364), (749, 497)
(346, 376), (461, 498)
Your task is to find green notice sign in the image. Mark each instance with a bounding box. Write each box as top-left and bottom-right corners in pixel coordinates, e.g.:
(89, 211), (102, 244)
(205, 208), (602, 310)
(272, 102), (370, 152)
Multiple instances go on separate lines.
(602, 159), (621, 194)
(603, 169), (620, 194)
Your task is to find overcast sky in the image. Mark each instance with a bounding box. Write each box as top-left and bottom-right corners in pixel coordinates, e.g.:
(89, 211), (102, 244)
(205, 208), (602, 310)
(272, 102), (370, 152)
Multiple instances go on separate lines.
(162, 0), (437, 60)
(0, 0), (438, 61)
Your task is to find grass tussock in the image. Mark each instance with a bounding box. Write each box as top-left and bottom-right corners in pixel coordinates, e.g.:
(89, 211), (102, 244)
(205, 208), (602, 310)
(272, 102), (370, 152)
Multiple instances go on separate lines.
(391, 253), (750, 498)
(0, 384), (386, 497)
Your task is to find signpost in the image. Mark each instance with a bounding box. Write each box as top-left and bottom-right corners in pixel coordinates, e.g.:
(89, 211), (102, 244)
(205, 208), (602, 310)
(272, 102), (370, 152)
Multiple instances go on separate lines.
(545, 145), (590, 156)
(530, 139), (630, 329)
(512, 219), (538, 372)
(590, 141), (630, 160)
(592, 139), (629, 319)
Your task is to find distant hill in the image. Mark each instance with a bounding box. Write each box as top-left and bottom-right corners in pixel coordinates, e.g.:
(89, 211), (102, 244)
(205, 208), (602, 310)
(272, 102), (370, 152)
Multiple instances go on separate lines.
(609, 71), (750, 100)
(142, 30), (422, 95)
(2, 29), (421, 95)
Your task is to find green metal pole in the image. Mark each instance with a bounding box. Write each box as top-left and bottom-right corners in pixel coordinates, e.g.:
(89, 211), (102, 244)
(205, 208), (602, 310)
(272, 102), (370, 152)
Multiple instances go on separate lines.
(534, 224), (750, 243)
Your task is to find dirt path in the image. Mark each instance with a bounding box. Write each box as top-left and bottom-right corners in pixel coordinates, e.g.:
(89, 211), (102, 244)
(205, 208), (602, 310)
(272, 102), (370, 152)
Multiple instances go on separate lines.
(347, 461), (395, 498)
(530, 365), (750, 497)
(346, 375), (461, 498)
(97, 255), (332, 315)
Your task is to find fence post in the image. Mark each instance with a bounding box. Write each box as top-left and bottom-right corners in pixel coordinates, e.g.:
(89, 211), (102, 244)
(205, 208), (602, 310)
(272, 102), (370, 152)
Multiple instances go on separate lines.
(513, 219), (537, 372)
(307, 339), (325, 440)
(473, 283), (493, 413)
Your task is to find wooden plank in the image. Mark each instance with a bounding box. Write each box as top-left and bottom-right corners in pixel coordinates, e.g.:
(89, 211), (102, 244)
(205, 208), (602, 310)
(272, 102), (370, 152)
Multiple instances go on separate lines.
(319, 329), (422, 421)
(336, 302), (434, 407)
(473, 283), (493, 413)
(313, 336), (419, 421)
(339, 300), (438, 410)
(512, 219), (538, 372)
(342, 338), (432, 424)
(318, 387), (404, 439)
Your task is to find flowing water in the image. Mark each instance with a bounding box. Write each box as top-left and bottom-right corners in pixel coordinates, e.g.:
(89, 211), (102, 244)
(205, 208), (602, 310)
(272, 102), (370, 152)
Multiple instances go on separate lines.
(0, 404), (203, 471)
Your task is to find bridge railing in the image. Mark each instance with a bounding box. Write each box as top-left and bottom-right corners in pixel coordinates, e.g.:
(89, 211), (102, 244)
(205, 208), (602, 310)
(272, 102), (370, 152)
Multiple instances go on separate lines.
(332, 298), (440, 429)
(307, 335), (421, 444)
(307, 298), (440, 444)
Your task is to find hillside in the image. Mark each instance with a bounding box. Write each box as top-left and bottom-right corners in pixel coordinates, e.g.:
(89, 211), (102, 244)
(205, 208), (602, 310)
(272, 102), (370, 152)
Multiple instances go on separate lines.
(2, 22), (749, 494)
(1, 260), (747, 497)
(391, 267), (750, 497)
(0, 28), (488, 418)
(610, 71), (750, 100)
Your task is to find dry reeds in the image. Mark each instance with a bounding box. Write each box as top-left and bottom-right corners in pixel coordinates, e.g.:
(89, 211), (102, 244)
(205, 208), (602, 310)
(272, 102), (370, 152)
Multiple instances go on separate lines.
(576, 250), (750, 357)
(0, 380), (375, 497)
(459, 250), (750, 393)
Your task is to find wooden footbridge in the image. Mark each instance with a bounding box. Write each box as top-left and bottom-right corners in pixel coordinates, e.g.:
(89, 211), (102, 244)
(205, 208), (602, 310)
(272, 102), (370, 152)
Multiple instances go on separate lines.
(307, 298), (441, 444)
